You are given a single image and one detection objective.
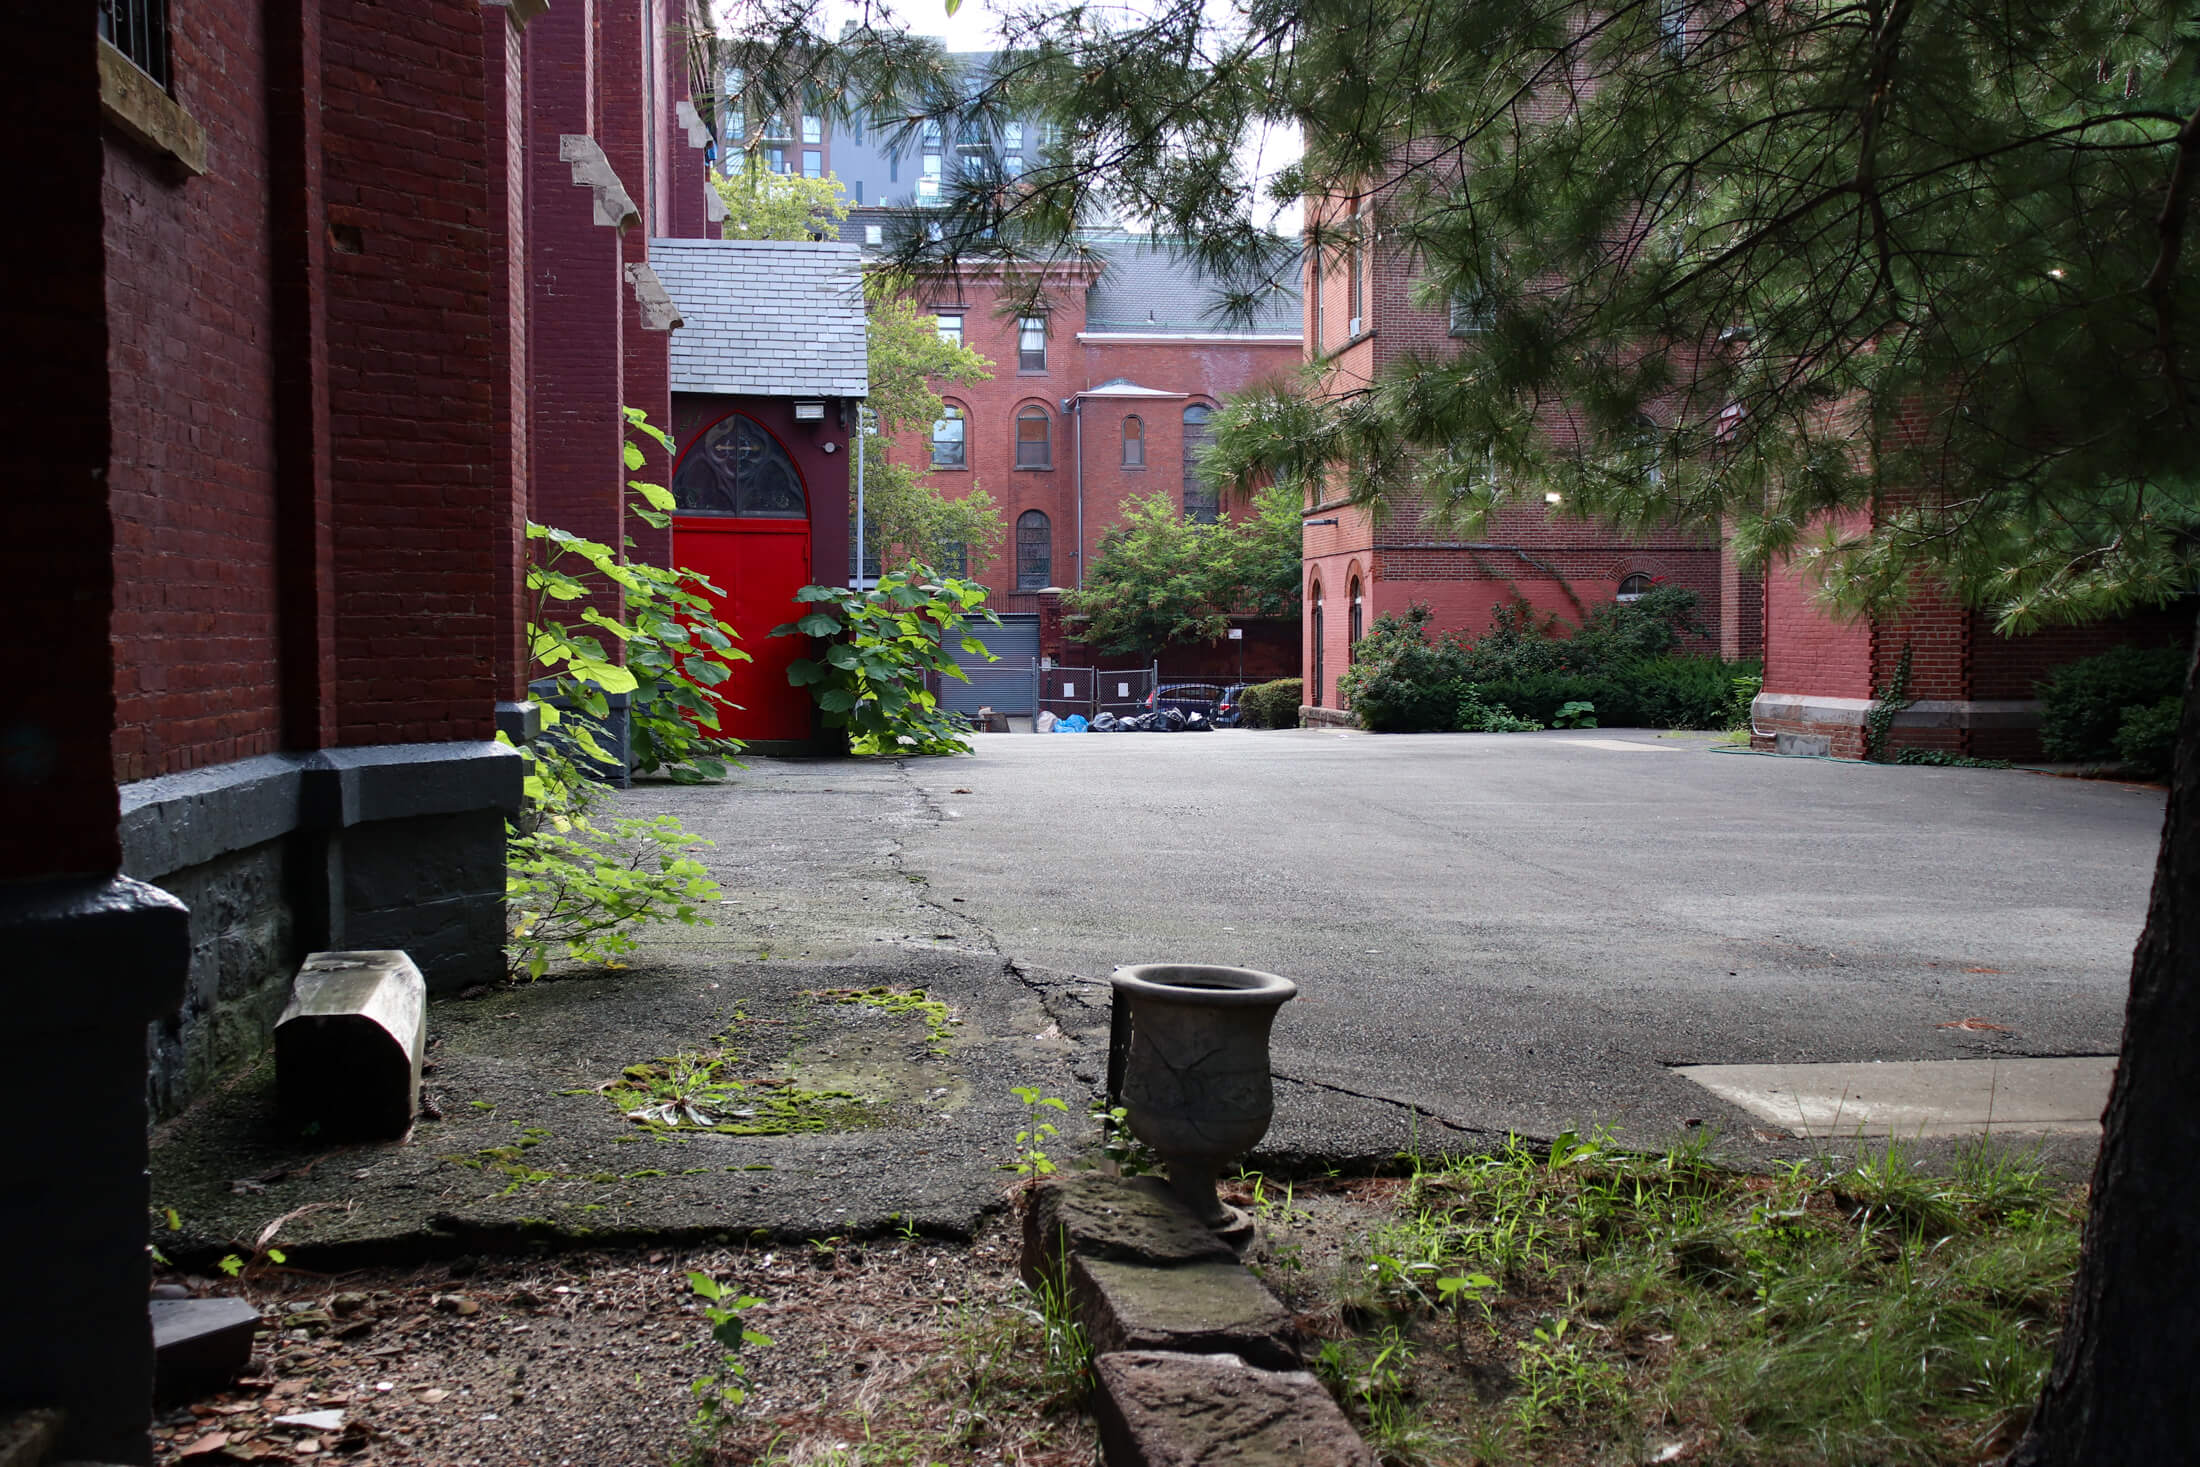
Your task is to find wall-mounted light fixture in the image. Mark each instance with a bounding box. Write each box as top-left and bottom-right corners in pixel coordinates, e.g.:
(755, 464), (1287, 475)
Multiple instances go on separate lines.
(1544, 492), (1563, 506)
(793, 400), (826, 422)
(1305, 517), (1339, 527)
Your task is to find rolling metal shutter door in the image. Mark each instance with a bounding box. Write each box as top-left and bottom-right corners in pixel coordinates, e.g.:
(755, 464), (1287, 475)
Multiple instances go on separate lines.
(941, 614), (1039, 716)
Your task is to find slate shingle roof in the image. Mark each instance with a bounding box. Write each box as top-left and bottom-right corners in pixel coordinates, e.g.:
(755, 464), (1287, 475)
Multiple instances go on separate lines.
(1083, 238), (1303, 335)
(829, 212), (1301, 338)
(650, 238), (868, 397)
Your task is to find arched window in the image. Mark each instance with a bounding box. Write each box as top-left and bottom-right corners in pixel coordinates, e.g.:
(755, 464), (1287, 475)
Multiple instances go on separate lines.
(1309, 581), (1325, 707)
(1122, 415), (1145, 467)
(1617, 572), (1655, 601)
(1348, 576), (1364, 653)
(1015, 405), (1052, 468)
(1016, 510), (1052, 588)
(672, 413), (807, 517)
(931, 404), (966, 468)
(1182, 404), (1217, 522)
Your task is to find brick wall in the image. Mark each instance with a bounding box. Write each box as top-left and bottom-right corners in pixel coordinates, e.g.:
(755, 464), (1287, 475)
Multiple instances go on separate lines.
(107, 0), (285, 780)
(872, 269), (1299, 602)
(322, 0), (501, 744)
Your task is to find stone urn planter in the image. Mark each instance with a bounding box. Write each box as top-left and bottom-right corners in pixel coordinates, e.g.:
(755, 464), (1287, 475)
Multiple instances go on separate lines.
(1110, 963), (1298, 1230)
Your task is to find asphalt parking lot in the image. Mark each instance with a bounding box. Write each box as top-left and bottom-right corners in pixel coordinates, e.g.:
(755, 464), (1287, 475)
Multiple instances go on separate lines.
(885, 727), (2162, 1164)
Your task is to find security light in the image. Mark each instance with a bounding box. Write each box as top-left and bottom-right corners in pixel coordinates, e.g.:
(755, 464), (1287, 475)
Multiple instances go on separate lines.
(793, 400), (825, 421)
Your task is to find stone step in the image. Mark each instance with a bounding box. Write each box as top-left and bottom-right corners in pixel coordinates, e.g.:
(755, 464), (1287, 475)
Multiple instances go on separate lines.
(151, 1297), (263, 1405)
(1094, 1351), (1375, 1467)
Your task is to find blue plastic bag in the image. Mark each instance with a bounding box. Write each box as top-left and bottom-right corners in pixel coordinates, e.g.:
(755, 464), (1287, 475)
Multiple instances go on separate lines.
(1056, 714), (1090, 733)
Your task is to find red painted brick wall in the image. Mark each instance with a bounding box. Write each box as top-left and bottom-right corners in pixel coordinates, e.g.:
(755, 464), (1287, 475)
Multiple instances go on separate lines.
(106, 0), (285, 780)
(321, 0), (501, 744)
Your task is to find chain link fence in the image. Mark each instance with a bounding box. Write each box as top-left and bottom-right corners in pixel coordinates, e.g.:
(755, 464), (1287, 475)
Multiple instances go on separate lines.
(1035, 665), (1160, 724)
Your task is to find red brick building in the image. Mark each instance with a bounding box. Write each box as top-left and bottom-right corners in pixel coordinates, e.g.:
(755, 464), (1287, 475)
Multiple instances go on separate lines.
(5, 3), (716, 1453)
(1297, 195), (1731, 717)
(845, 217), (1305, 696)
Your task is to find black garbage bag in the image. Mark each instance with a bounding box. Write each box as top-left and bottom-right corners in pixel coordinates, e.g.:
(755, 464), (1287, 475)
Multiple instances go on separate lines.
(1091, 712), (1120, 732)
(1161, 707), (1187, 731)
(1182, 710), (1213, 731)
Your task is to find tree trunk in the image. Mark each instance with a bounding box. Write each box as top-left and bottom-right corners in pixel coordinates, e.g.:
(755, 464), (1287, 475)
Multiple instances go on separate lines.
(2009, 615), (2200, 1465)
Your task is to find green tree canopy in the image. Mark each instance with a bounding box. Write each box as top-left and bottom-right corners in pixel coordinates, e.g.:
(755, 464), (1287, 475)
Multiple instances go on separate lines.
(1068, 483), (1302, 657)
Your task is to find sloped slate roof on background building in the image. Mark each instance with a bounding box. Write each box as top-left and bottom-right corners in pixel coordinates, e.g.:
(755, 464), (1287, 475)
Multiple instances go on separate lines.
(832, 211), (1301, 338)
(1082, 237), (1302, 335)
(650, 237), (869, 397)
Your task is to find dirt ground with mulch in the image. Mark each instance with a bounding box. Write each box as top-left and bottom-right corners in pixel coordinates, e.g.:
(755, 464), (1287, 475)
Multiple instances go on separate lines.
(149, 1217), (1094, 1467)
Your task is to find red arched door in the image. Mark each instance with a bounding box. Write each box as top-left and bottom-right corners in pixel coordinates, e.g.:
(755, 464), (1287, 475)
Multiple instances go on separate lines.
(670, 412), (814, 744)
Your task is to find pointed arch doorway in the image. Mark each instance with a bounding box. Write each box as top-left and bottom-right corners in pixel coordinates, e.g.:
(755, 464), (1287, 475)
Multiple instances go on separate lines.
(669, 411), (815, 744)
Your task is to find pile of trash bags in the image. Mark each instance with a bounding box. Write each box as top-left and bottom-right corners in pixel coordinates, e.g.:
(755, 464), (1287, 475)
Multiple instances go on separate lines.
(1038, 708), (1212, 733)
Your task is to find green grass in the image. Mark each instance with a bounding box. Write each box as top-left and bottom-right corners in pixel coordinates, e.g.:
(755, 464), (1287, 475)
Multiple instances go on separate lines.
(1266, 1129), (2079, 1466)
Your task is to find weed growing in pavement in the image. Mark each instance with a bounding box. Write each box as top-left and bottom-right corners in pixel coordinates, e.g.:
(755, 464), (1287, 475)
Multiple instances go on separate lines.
(1292, 1127), (2082, 1466)
(1091, 1099), (1159, 1176)
(1007, 1086), (1069, 1181)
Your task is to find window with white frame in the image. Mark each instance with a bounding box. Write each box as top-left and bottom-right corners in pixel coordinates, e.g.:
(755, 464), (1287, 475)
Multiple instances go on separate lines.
(802, 114), (822, 143)
(935, 313), (964, 347)
(1017, 316), (1047, 371)
(931, 404), (967, 468)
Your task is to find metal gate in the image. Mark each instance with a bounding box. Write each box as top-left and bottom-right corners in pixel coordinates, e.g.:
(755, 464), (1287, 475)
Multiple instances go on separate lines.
(941, 614), (1040, 717)
(1035, 665), (1159, 723)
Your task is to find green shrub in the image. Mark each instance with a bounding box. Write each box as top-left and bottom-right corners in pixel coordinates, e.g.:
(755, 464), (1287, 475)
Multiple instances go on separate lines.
(1237, 678), (1304, 728)
(1338, 607), (1473, 731)
(773, 566), (1000, 755)
(1457, 693), (1543, 732)
(2037, 646), (2188, 761)
(2115, 695), (2182, 778)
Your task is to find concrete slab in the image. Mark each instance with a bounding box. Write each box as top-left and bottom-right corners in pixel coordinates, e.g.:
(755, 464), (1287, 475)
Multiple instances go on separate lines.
(1676, 1056), (2117, 1138)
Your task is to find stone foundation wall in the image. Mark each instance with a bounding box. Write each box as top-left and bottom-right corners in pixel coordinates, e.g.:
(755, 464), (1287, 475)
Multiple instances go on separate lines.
(122, 742), (521, 1119)
(145, 837), (299, 1119)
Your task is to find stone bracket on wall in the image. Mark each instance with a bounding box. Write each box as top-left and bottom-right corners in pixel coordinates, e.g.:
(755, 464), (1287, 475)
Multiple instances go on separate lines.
(675, 98), (713, 150)
(626, 262), (685, 331)
(557, 135), (641, 232)
(705, 175), (727, 223)
(482, 0), (550, 28)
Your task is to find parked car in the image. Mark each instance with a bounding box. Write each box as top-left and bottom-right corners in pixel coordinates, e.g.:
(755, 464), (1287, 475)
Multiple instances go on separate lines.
(1213, 684), (1251, 727)
(1144, 682), (1226, 718)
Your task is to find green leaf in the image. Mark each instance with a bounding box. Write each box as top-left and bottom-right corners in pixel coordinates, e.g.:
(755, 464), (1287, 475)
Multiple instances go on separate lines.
(795, 613), (842, 637)
(818, 687), (860, 713)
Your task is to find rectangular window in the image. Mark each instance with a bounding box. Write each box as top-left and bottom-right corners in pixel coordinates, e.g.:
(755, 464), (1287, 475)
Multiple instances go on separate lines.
(923, 154), (942, 177)
(802, 150), (823, 178)
(767, 146), (787, 174)
(802, 114), (822, 144)
(764, 113), (789, 139)
(936, 314), (964, 347)
(864, 223), (883, 245)
(1004, 154), (1023, 176)
(100, 0), (172, 89)
(1018, 316), (1047, 372)
(848, 112), (865, 144)
(917, 175), (940, 201)
(1345, 233), (1363, 338)
(854, 180), (865, 206)
(938, 541), (968, 577)
(1004, 121), (1025, 150)
(922, 118), (942, 144)
(1310, 251), (1324, 351)
(1449, 290), (1492, 336)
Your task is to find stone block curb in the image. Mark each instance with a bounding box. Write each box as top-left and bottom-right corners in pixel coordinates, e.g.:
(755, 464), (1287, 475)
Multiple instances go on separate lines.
(1094, 1351), (1376, 1466)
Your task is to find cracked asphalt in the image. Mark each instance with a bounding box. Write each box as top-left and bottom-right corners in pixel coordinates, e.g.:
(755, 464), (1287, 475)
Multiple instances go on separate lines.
(691, 728), (2160, 1177)
(152, 728), (2161, 1258)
